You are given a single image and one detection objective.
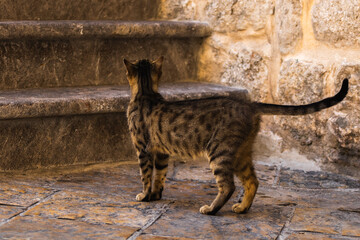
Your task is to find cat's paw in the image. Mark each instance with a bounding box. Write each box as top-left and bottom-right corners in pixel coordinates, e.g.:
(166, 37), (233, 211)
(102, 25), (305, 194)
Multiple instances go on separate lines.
(232, 203), (249, 214)
(136, 192), (150, 202)
(199, 205), (215, 215)
(150, 192), (162, 201)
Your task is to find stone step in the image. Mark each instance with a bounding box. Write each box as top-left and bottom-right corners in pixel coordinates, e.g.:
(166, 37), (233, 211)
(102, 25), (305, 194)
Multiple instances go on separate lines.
(0, 83), (248, 170)
(0, 0), (160, 21)
(0, 20), (211, 90)
(0, 20), (211, 40)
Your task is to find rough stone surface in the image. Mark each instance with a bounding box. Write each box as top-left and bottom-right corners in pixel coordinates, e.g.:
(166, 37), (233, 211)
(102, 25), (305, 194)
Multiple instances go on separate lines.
(197, 35), (271, 101)
(271, 59), (327, 157)
(277, 59), (326, 104)
(272, 59), (326, 149)
(158, 0), (274, 33)
(0, 0), (160, 20)
(220, 48), (269, 101)
(204, 0), (274, 32)
(0, 21), (212, 40)
(270, 60), (360, 175)
(312, 0), (360, 48)
(275, 0), (302, 54)
(0, 37), (203, 90)
(158, 0), (198, 20)
(323, 65), (360, 170)
(0, 161), (359, 239)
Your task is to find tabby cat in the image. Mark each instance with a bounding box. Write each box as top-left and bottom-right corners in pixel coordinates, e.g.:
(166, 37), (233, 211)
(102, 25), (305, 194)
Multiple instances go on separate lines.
(124, 57), (348, 215)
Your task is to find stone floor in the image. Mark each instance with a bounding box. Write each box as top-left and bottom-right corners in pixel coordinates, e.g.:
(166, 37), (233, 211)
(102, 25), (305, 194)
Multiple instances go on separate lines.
(0, 159), (359, 240)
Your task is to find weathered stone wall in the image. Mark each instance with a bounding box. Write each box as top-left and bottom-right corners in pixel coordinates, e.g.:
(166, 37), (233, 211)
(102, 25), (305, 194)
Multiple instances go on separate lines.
(158, 0), (360, 176)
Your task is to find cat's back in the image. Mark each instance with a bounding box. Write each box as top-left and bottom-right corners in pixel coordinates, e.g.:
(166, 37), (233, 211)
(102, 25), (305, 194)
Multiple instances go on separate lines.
(156, 96), (256, 122)
(144, 96), (258, 156)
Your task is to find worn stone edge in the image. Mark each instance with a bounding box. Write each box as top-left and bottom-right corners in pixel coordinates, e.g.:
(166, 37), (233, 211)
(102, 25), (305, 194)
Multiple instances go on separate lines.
(0, 83), (248, 120)
(0, 20), (212, 39)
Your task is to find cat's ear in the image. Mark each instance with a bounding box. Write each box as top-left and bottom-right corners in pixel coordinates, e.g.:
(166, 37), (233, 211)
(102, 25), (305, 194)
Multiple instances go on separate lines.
(153, 56), (164, 71)
(124, 59), (135, 74)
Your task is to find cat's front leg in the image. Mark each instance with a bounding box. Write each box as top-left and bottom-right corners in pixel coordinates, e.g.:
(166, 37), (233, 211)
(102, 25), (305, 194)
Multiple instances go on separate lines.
(136, 149), (154, 202)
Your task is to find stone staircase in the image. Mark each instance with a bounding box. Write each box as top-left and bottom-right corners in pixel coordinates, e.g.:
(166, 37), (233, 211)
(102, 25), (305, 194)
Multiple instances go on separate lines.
(0, 1), (247, 170)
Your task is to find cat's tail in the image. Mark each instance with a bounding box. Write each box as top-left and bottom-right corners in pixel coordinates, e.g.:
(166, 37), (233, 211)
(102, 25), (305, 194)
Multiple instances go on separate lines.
(253, 78), (348, 115)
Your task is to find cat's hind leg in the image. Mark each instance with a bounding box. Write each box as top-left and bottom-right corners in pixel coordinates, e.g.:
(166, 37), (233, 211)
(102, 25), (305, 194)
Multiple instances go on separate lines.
(151, 153), (169, 201)
(232, 161), (258, 213)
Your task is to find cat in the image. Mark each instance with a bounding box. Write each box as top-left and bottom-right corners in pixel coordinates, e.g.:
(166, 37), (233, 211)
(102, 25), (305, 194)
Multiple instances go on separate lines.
(124, 57), (348, 215)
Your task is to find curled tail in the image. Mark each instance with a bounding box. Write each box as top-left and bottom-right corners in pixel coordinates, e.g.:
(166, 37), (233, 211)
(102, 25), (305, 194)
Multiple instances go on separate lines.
(254, 79), (348, 115)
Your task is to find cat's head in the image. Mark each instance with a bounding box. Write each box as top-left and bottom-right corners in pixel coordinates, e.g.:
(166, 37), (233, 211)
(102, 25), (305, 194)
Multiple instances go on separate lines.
(124, 57), (164, 98)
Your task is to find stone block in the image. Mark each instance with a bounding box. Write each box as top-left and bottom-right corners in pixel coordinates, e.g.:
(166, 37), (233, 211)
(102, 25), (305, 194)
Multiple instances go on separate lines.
(204, 0), (274, 32)
(0, 215), (137, 239)
(220, 48), (269, 101)
(324, 65), (360, 169)
(273, 59), (326, 146)
(158, 0), (198, 20)
(277, 59), (326, 104)
(275, 0), (302, 54)
(312, 0), (360, 48)
(198, 36), (270, 101)
(271, 60), (360, 176)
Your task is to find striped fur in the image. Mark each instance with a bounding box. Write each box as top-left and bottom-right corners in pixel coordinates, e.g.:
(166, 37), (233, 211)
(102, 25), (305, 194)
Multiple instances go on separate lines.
(124, 57), (348, 215)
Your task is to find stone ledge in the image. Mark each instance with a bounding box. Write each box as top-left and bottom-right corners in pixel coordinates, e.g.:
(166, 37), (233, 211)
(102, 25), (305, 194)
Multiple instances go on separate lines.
(0, 82), (248, 120)
(0, 20), (212, 40)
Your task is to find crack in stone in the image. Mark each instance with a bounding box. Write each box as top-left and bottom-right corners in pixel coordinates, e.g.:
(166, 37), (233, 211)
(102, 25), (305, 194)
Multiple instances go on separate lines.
(272, 164), (281, 187)
(0, 203), (24, 207)
(0, 189), (60, 227)
(275, 205), (296, 240)
(127, 201), (174, 240)
(337, 207), (360, 214)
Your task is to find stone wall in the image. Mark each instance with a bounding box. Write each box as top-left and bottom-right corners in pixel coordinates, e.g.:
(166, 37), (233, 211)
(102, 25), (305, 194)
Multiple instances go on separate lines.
(158, 0), (360, 176)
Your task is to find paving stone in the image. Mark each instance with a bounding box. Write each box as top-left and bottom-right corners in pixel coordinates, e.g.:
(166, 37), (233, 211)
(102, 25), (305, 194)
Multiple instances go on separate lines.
(168, 159), (276, 185)
(290, 208), (341, 234)
(279, 169), (360, 189)
(24, 190), (168, 228)
(0, 205), (23, 222)
(53, 163), (141, 198)
(168, 158), (214, 182)
(0, 181), (54, 207)
(286, 232), (356, 240)
(138, 235), (196, 240)
(258, 183), (360, 211)
(0, 162), (359, 239)
(0, 215), (137, 240)
(341, 222), (360, 237)
(289, 207), (360, 237)
(142, 201), (292, 239)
